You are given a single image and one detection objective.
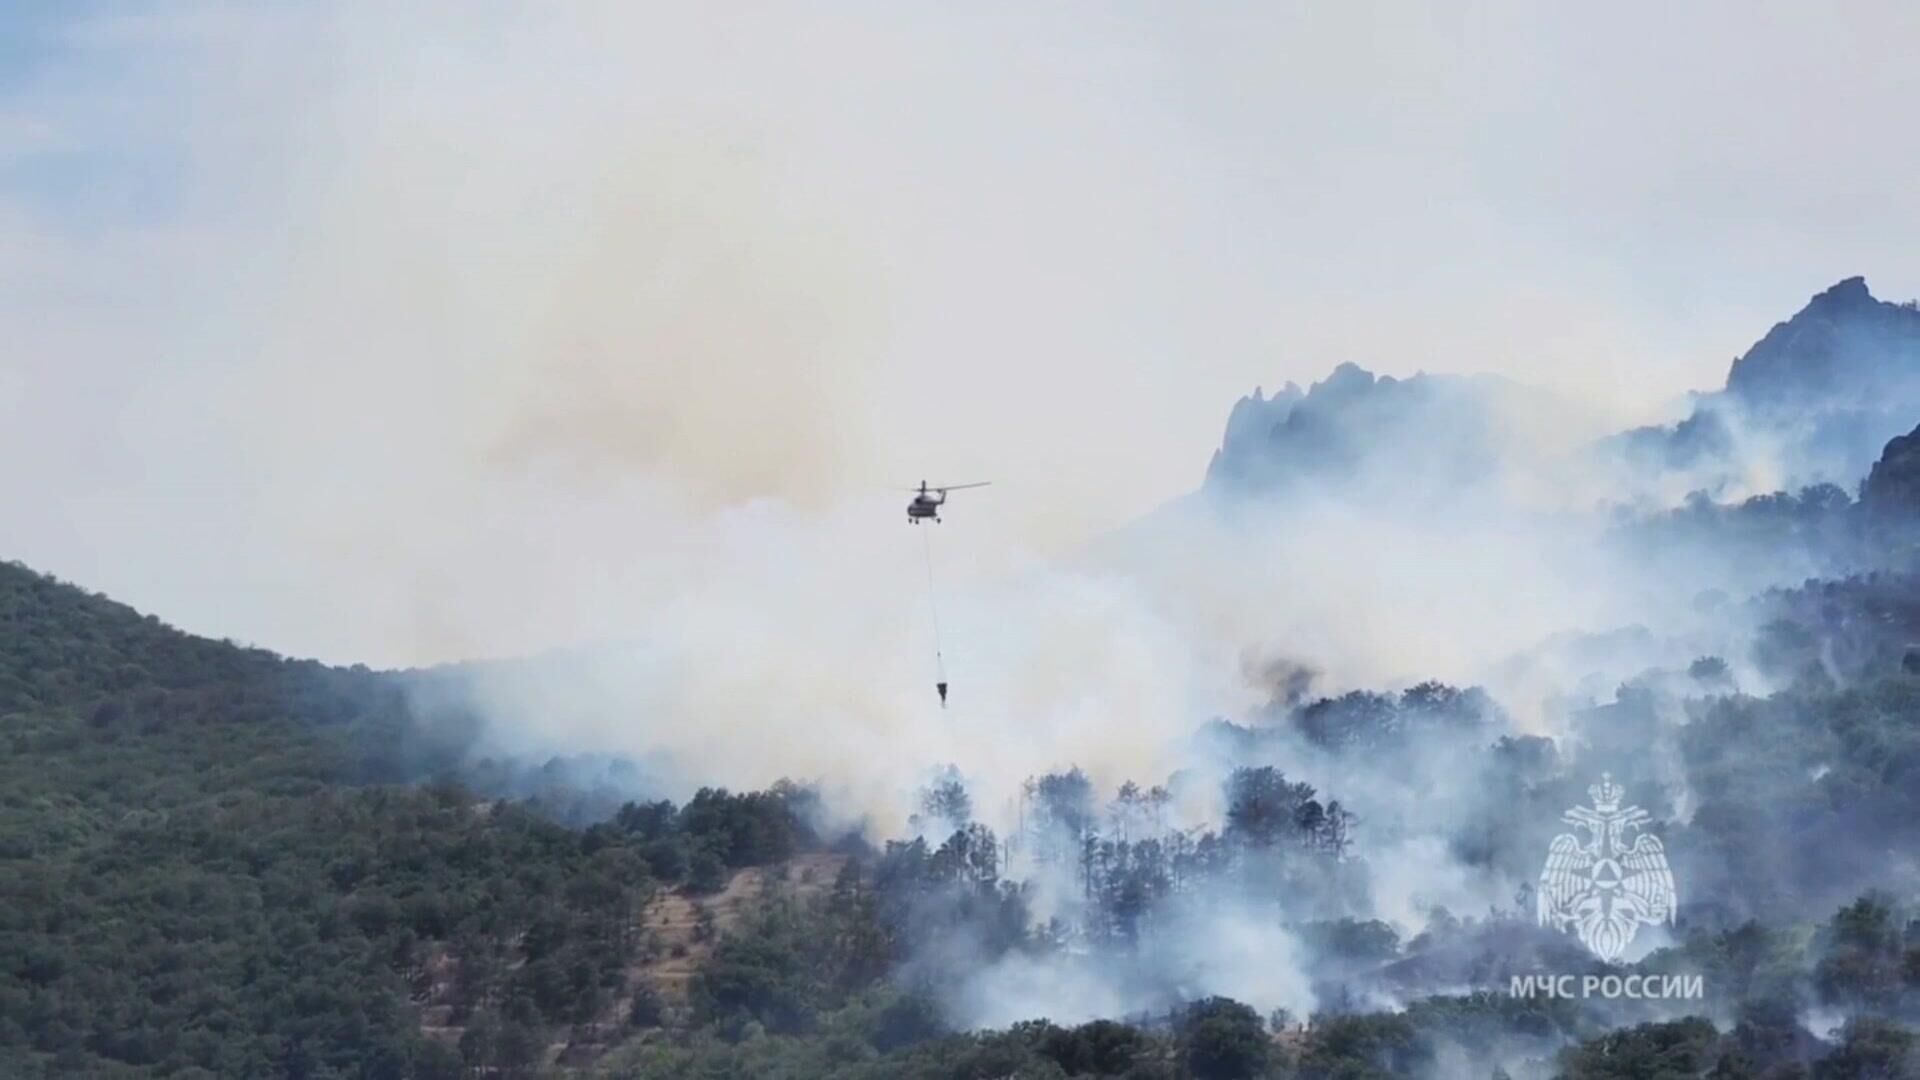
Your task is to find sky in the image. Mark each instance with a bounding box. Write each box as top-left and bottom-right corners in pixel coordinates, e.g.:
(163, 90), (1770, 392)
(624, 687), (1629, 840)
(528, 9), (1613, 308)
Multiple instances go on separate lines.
(2, 1), (1918, 668)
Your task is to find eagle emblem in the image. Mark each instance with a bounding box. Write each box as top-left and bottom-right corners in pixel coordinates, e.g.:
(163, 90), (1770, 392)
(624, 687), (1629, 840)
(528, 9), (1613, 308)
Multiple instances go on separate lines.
(1537, 774), (1676, 961)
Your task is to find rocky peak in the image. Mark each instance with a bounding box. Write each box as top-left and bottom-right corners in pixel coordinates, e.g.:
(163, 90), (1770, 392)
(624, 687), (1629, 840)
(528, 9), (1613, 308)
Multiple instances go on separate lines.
(1725, 277), (1920, 409)
(1862, 422), (1920, 516)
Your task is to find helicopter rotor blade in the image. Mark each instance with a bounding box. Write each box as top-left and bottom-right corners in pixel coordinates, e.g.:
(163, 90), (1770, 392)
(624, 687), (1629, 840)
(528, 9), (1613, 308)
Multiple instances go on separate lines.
(932, 482), (991, 493)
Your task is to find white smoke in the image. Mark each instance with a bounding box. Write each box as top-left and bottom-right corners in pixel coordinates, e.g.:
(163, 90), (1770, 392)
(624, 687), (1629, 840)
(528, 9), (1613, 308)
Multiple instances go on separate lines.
(6, 0), (1912, 1041)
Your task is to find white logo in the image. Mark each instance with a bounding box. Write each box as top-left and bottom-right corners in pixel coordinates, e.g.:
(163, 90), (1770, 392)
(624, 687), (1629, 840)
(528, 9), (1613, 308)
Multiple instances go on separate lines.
(1537, 774), (1676, 962)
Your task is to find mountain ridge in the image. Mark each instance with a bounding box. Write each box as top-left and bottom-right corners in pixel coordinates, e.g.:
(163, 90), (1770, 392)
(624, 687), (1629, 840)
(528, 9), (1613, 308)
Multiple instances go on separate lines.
(1209, 278), (1920, 502)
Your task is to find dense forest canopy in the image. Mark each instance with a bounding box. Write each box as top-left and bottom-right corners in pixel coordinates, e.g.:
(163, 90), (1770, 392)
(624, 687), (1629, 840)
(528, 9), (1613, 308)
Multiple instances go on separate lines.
(12, 281), (1920, 1079)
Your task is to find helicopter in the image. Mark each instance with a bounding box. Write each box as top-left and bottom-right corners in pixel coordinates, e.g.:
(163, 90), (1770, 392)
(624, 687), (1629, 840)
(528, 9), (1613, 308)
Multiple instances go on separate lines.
(906, 480), (990, 523)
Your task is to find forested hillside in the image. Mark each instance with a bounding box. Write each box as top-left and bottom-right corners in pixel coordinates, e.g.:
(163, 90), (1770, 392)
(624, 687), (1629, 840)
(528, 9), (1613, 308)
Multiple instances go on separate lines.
(9, 0), (1920, 1069)
(13, 554), (1920, 1078)
(0, 562), (818, 1078)
(13, 283), (1920, 1077)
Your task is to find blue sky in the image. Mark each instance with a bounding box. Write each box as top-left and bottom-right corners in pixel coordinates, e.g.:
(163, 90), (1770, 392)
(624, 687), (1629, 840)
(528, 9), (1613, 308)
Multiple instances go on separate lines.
(0, 4), (76, 87)
(0, 3), (189, 230)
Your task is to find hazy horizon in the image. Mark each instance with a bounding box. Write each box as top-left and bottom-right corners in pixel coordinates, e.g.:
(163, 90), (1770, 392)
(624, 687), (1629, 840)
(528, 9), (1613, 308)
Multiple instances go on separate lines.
(3, 3), (1918, 667)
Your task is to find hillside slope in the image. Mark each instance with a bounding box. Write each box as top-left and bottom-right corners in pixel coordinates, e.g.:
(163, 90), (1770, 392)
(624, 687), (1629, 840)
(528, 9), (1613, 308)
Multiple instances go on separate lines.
(0, 562), (817, 1079)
